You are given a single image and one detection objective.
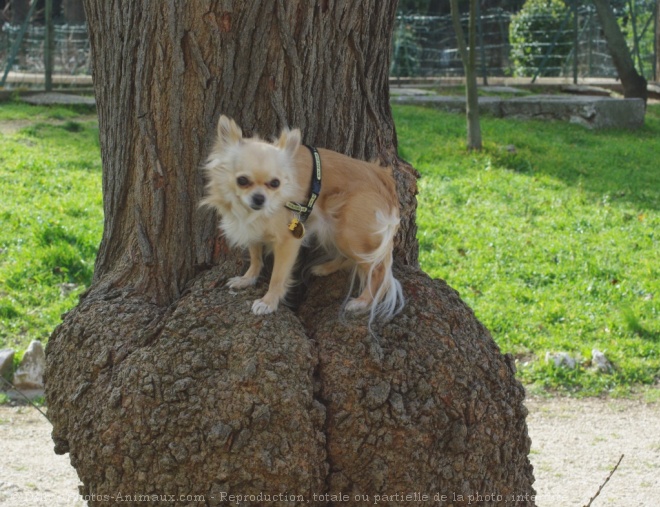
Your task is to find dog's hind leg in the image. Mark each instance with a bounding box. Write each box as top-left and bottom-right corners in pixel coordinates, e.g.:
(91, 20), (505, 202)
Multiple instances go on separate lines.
(311, 256), (353, 277)
(345, 261), (386, 313)
(336, 206), (403, 321)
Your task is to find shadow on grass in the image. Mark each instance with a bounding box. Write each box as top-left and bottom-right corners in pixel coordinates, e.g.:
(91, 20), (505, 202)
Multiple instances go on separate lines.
(490, 106), (660, 210)
(394, 104), (660, 211)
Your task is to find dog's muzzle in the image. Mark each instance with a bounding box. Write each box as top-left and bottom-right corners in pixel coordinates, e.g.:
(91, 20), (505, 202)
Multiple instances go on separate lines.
(250, 193), (266, 210)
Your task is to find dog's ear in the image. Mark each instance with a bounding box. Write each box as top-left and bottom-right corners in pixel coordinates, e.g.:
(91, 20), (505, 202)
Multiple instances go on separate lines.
(276, 127), (301, 155)
(216, 115), (243, 147)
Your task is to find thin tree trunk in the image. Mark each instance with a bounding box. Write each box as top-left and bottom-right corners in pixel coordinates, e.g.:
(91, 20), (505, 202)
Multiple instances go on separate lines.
(46, 1), (535, 502)
(450, 0), (482, 150)
(63, 0), (86, 24)
(592, 0), (648, 102)
(10, 0), (29, 24)
(654, 2), (660, 83)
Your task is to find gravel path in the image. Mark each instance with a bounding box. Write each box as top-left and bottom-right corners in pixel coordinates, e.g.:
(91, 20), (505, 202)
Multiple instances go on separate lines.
(0, 396), (659, 506)
(526, 396), (660, 506)
(0, 406), (83, 506)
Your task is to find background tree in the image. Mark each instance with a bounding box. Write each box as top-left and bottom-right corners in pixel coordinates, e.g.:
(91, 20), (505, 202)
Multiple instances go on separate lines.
(450, 0), (483, 150)
(592, 0), (648, 101)
(655, 2), (660, 83)
(45, 1), (535, 502)
(62, 0), (86, 24)
(9, 0), (29, 24)
(509, 0), (574, 77)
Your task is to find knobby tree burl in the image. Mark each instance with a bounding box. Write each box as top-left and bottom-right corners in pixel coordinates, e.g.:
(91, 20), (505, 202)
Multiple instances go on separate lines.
(45, 2), (536, 505)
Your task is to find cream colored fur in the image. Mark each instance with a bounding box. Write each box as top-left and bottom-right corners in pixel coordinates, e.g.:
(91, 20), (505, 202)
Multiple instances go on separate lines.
(201, 115), (404, 321)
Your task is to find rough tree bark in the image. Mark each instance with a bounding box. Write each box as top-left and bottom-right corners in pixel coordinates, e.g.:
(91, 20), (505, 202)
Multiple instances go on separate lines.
(592, 0), (648, 102)
(45, 1), (535, 505)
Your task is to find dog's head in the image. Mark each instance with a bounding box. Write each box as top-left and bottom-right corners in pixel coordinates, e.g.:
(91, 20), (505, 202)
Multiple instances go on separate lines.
(202, 115), (302, 217)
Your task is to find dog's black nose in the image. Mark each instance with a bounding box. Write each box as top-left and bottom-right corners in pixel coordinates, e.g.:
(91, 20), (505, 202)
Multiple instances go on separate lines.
(251, 193), (266, 209)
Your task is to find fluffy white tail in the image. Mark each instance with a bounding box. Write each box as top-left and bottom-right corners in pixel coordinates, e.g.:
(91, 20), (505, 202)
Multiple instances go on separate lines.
(349, 210), (405, 326)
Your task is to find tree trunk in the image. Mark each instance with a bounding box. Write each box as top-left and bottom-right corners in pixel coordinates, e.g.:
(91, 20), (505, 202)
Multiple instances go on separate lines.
(450, 0), (482, 151)
(45, 1), (535, 504)
(654, 2), (660, 83)
(592, 0), (648, 102)
(10, 0), (30, 24)
(63, 0), (86, 24)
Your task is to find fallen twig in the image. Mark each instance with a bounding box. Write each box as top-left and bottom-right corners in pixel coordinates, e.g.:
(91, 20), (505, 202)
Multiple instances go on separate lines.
(0, 375), (50, 422)
(582, 454), (624, 507)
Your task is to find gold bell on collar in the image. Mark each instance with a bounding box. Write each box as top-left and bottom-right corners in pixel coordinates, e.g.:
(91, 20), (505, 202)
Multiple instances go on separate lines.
(288, 217), (305, 239)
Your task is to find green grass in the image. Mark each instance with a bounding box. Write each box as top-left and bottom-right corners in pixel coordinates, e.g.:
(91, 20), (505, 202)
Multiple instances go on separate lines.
(394, 104), (660, 395)
(1, 99), (658, 396)
(0, 100), (96, 121)
(0, 102), (102, 351)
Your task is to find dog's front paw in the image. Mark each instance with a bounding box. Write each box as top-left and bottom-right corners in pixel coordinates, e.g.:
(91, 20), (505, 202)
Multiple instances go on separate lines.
(227, 275), (257, 290)
(252, 298), (278, 315)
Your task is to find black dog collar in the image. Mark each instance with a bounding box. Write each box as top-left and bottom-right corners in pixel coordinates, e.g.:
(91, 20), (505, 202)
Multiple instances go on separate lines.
(285, 145), (321, 223)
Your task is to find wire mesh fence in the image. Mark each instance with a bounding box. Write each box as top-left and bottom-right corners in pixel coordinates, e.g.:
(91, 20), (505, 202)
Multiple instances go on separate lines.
(1, 22), (90, 87)
(392, 2), (657, 81)
(0, 2), (658, 89)
(1, 23), (89, 74)
(393, 8), (511, 79)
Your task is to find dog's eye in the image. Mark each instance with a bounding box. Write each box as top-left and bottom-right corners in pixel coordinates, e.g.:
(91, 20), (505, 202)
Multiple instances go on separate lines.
(268, 179), (280, 189)
(236, 176), (250, 187)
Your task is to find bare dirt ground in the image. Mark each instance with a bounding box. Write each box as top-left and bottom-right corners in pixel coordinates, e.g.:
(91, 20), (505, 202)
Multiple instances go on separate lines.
(526, 396), (660, 506)
(1, 396), (659, 506)
(0, 405), (83, 507)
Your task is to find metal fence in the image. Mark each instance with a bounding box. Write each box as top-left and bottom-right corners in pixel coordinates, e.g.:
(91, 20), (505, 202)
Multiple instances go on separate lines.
(1, 23), (90, 74)
(1, 3), (658, 89)
(392, 3), (657, 81)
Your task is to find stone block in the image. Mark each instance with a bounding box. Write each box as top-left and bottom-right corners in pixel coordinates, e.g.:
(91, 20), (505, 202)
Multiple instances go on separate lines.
(501, 95), (645, 129)
(391, 93), (645, 129)
(390, 94), (503, 117)
(13, 340), (46, 389)
(0, 349), (15, 381)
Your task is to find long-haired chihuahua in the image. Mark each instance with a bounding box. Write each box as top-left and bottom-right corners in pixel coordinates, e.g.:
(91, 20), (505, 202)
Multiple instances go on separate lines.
(201, 115), (404, 324)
